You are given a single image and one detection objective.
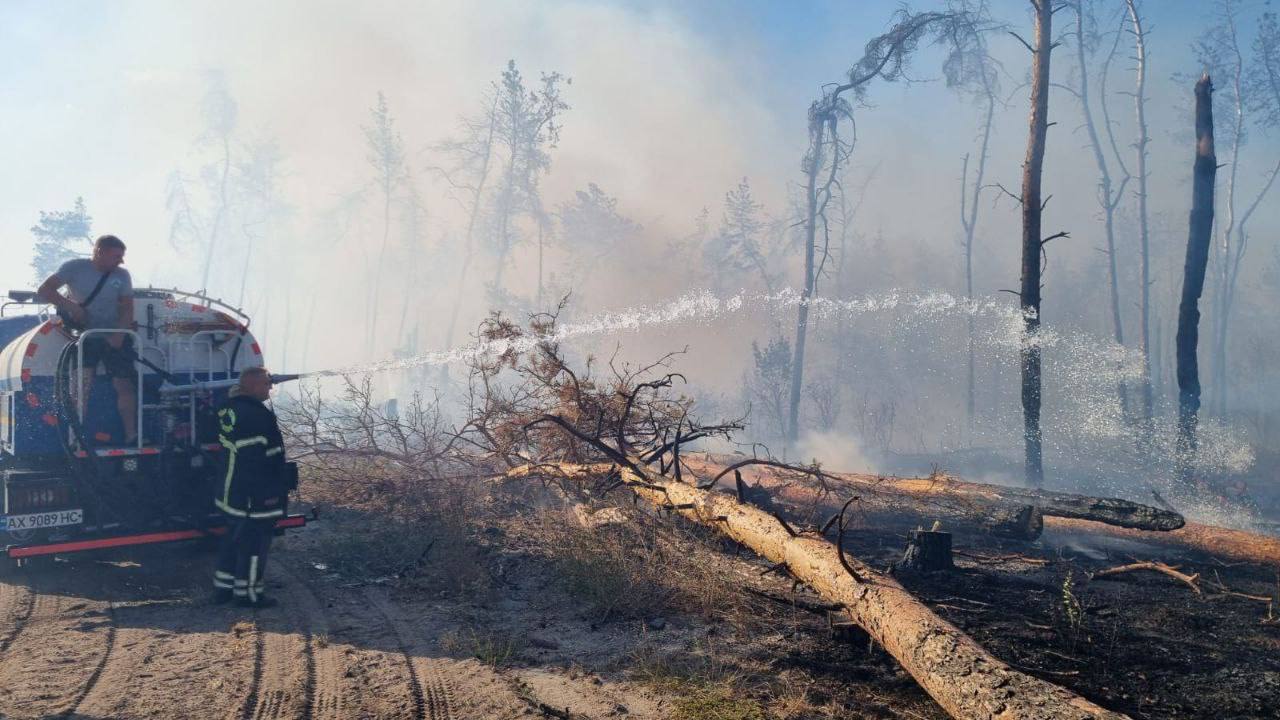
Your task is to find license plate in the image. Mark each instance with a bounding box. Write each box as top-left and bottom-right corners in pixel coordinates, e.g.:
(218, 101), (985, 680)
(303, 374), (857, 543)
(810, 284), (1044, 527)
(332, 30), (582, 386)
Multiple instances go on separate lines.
(0, 509), (83, 531)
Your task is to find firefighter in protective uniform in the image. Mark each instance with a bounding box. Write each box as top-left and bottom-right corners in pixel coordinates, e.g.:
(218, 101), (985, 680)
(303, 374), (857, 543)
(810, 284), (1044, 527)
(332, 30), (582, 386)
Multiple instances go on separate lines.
(211, 367), (289, 608)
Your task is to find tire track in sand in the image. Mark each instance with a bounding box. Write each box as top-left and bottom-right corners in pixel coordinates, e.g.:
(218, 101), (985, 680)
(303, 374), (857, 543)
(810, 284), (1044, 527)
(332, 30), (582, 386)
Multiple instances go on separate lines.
(274, 562), (351, 720)
(237, 578), (316, 720)
(0, 578), (116, 719)
(0, 575), (35, 655)
(73, 595), (258, 720)
(364, 587), (455, 720)
(57, 600), (118, 719)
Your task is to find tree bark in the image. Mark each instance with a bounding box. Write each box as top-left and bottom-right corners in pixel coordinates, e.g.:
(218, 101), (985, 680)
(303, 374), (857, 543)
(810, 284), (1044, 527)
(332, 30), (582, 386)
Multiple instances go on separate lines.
(615, 465), (1129, 720)
(1019, 1), (1055, 488)
(1176, 74), (1217, 487)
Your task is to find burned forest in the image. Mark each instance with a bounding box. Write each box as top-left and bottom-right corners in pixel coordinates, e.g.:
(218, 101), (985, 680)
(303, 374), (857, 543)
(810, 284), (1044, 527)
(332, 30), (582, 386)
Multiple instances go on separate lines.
(2, 2), (1280, 719)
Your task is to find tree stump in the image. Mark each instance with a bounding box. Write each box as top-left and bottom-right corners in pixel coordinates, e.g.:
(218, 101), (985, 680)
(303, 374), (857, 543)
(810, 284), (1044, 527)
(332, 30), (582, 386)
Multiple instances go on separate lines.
(900, 530), (954, 573)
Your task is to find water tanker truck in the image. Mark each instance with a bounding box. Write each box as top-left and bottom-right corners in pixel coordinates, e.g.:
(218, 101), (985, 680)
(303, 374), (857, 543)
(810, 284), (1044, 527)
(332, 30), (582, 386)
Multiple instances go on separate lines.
(0, 287), (307, 566)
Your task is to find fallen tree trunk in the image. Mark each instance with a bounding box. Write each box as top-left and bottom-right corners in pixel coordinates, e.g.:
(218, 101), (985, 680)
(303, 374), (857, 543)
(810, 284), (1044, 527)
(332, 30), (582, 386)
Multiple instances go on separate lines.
(675, 457), (1276, 568)
(512, 462), (1130, 720)
(678, 456), (1045, 539)
(1045, 516), (1280, 567)
(834, 472), (1183, 530)
(684, 455), (1182, 537)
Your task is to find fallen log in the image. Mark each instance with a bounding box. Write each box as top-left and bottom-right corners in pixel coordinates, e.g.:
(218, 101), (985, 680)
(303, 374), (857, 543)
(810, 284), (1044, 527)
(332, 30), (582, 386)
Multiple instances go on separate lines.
(685, 455), (1183, 534)
(513, 462), (1130, 720)
(680, 456), (1046, 540)
(1044, 517), (1280, 567)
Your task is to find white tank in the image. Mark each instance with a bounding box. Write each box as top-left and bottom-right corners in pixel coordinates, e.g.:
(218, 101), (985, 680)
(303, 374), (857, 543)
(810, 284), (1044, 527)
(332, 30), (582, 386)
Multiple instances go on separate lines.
(0, 289), (265, 393)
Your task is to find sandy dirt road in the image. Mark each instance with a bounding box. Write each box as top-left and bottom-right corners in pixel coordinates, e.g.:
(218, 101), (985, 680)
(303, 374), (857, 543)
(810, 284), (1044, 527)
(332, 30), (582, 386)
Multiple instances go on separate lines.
(0, 539), (663, 720)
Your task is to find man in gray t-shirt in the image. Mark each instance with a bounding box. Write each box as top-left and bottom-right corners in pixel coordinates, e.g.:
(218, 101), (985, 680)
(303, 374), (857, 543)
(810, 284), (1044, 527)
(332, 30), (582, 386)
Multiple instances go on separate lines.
(37, 234), (139, 445)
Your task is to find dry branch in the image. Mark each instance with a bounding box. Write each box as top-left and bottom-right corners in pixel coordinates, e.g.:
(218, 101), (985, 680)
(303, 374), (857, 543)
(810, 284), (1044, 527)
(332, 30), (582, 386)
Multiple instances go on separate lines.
(514, 463), (1128, 720)
(1092, 561), (1201, 594)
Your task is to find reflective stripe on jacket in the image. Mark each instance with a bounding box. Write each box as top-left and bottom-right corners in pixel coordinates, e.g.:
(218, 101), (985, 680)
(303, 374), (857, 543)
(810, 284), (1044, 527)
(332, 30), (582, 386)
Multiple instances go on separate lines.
(216, 394), (287, 518)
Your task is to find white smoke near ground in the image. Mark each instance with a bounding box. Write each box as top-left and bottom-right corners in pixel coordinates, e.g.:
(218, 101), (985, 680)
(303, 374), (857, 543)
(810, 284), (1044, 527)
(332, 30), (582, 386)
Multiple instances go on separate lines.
(793, 430), (881, 475)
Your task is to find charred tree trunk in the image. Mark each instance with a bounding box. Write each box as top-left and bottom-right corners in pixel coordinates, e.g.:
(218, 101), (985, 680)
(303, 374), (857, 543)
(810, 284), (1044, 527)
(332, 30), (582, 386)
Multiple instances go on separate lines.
(788, 110), (827, 451)
(1176, 74), (1217, 487)
(899, 529), (955, 573)
(1019, 0), (1056, 488)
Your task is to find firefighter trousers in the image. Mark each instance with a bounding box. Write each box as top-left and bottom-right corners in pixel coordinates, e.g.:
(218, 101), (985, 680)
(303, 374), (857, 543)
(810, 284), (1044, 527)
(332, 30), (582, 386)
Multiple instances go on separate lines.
(213, 515), (275, 603)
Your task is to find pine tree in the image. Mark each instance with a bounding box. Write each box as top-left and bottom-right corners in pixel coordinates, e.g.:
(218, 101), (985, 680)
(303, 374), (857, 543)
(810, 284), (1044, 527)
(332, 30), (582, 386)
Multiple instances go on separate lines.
(30, 197), (93, 283)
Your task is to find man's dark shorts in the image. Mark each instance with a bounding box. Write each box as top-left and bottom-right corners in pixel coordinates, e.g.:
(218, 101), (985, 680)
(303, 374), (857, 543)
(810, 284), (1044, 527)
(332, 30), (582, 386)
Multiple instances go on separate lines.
(79, 335), (135, 380)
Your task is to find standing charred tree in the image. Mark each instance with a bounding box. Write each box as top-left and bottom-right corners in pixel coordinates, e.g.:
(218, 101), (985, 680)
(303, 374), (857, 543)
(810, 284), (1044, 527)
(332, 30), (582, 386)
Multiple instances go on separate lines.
(1015, 0), (1067, 488)
(1195, 2), (1245, 419)
(787, 8), (971, 449)
(1191, 0), (1280, 417)
(1176, 74), (1217, 488)
(363, 92), (407, 358)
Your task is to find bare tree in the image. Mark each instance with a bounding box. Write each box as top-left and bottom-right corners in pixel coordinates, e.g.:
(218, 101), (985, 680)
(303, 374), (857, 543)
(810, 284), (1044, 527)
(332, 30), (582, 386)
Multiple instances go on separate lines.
(787, 7), (971, 449)
(1216, 9), (1280, 411)
(1126, 0), (1155, 430)
(1176, 73), (1217, 488)
(1015, 0), (1069, 488)
(1068, 1), (1131, 417)
(363, 92), (407, 357)
(233, 137), (290, 309)
(953, 0), (1001, 429)
(433, 93), (502, 383)
(198, 72), (238, 295)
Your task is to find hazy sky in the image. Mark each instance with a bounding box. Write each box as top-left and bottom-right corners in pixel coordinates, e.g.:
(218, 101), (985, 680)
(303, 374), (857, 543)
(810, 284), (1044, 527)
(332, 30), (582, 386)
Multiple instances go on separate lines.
(0, 0), (1266, 368)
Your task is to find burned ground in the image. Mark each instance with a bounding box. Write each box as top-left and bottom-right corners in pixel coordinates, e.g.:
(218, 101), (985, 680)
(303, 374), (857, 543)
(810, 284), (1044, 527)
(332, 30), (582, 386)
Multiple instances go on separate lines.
(0, 472), (1276, 720)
